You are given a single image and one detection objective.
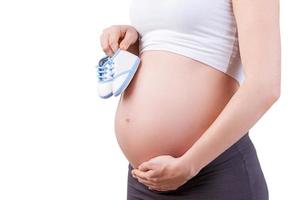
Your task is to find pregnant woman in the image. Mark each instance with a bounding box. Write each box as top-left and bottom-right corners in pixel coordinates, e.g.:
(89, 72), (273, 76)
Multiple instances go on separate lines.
(100, 0), (280, 199)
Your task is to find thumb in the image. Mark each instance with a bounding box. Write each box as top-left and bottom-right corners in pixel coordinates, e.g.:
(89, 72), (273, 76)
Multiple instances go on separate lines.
(119, 31), (138, 50)
(138, 161), (155, 172)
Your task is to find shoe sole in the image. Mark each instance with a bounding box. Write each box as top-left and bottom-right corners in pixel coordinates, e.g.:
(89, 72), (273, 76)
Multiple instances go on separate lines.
(99, 91), (113, 99)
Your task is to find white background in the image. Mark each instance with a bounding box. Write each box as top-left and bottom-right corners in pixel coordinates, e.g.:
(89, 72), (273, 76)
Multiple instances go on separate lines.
(0, 0), (300, 199)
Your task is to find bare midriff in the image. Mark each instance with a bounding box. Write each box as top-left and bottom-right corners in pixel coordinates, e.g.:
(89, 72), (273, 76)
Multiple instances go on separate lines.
(114, 50), (239, 169)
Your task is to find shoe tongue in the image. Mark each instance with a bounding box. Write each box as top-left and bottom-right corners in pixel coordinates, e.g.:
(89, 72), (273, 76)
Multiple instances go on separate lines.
(99, 56), (109, 67)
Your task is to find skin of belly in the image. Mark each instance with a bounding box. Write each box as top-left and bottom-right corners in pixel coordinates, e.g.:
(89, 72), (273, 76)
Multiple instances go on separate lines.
(114, 50), (239, 169)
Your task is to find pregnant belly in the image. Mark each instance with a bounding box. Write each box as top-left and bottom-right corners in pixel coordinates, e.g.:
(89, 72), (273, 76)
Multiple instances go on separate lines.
(114, 50), (239, 169)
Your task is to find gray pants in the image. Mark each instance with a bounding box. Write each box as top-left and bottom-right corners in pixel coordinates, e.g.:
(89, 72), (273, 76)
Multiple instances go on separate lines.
(127, 132), (269, 200)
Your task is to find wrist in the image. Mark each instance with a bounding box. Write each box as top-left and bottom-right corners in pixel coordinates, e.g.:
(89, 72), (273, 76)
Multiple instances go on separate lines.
(177, 153), (201, 180)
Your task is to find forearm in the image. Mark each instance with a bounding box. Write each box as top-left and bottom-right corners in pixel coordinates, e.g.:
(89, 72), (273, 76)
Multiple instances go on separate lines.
(180, 79), (280, 177)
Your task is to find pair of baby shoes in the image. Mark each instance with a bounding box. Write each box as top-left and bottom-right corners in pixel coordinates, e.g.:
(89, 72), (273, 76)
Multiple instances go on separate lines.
(96, 48), (140, 98)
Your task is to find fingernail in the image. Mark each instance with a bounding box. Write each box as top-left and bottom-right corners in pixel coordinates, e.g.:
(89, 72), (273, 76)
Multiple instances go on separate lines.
(131, 170), (135, 177)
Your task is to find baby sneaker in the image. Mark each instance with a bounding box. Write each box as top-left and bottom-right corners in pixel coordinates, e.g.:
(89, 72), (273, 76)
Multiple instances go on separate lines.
(111, 48), (140, 96)
(96, 48), (140, 99)
(96, 54), (115, 99)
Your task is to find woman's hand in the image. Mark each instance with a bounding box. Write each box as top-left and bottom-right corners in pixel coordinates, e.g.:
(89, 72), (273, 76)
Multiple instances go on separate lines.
(100, 25), (139, 56)
(131, 155), (196, 192)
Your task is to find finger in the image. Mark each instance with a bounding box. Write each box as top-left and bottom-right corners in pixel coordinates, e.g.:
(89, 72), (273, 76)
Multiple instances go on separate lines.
(148, 186), (160, 192)
(133, 169), (154, 181)
(100, 32), (114, 56)
(134, 169), (161, 182)
(108, 29), (120, 53)
(119, 29), (138, 50)
(137, 177), (157, 187)
(138, 163), (162, 179)
(138, 161), (156, 171)
(146, 169), (161, 179)
(148, 185), (169, 192)
(131, 170), (137, 178)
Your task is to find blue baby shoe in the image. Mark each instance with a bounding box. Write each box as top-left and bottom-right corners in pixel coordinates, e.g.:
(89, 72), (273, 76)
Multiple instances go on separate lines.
(96, 54), (115, 98)
(96, 48), (140, 99)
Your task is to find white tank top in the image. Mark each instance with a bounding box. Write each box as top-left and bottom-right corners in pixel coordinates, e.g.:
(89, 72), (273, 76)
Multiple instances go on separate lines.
(129, 0), (245, 85)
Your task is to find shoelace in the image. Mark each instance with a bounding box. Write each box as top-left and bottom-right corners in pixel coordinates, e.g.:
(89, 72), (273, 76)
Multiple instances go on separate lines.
(96, 56), (116, 81)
